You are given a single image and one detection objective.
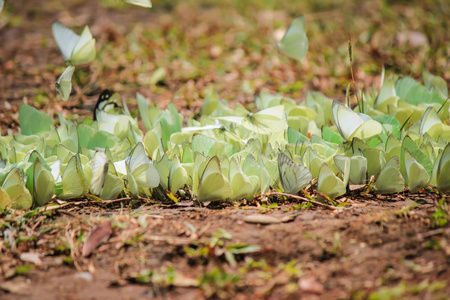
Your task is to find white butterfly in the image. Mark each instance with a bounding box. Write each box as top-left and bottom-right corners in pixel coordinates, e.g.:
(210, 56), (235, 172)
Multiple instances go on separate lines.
(278, 152), (311, 194)
(52, 22), (96, 65)
(333, 101), (382, 141)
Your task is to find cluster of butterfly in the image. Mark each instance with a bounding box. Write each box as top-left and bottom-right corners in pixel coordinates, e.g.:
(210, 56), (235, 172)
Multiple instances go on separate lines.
(1, 71), (449, 210)
(1, 10), (449, 210)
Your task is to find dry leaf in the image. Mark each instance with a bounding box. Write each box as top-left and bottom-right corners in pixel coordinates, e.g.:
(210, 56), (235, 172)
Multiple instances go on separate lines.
(298, 276), (324, 294)
(0, 280), (30, 294)
(82, 222), (112, 257)
(20, 252), (42, 266)
(244, 214), (282, 224)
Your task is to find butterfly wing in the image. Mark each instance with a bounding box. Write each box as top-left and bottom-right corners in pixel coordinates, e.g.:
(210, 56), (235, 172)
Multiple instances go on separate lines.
(90, 151), (109, 196)
(123, 0), (152, 7)
(70, 26), (96, 65)
(437, 143), (450, 192)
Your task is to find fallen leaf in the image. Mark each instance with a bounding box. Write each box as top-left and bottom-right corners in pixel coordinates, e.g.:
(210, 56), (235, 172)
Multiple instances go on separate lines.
(172, 274), (199, 287)
(82, 222), (112, 257)
(298, 276), (324, 294)
(20, 252), (42, 266)
(74, 271), (93, 282)
(0, 280), (30, 294)
(244, 214), (282, 224)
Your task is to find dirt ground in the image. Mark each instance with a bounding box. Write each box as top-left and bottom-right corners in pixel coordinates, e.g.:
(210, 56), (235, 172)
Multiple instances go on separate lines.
(1, 0), (450, 299)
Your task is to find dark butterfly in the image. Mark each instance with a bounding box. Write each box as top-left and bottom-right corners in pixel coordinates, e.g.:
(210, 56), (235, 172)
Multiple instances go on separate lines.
(94, 89), (121, 121)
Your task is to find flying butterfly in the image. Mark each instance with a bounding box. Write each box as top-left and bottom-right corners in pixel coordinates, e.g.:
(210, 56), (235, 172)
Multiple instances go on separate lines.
(55, 65), (75, 101)
(52, 21), (96, 65)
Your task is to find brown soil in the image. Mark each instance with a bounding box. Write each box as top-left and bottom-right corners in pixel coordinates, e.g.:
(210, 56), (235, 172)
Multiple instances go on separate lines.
(1, 197), (450, 299)
(1, 0), (450, 299)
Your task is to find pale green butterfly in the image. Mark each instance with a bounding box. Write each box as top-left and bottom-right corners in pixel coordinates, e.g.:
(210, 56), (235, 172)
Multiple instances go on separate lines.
(55, 65), (75, 101)
(197, 156), (232, 202)
(385, 134), (401, 160)
(52, 22), (96, 65)
(217, 105), (287, 134)
(277, 152), (312, 194)
(334, 155), (367, 185)
(317, 163), (346, 199)
(154, 154), (170, 191)
(404, 149), (429, 193)
(277, 16), (308, 62)
(123, 0), (152, 8)
(89, 152), (124, 200)
(373, 157), (405, 194)
(400, 136), (433, 179)
(0, 168), (33, 210)
(422, 71), (448, 100)
(126, 142), (160, 196)
(33, 158), (55, 206)
(229, 157), (254, 201)
(56, 154), (89, 200)
(168, 155), (190, 194)
(436, 142), (450, 192)
(419, 107), (450, 140)
(90, 151), (109, 196)
(332, 101), (382, 141)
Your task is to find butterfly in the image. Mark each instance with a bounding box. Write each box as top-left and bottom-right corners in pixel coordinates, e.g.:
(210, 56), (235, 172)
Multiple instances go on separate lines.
(229, 157), (254, 201)
(277, 16), (308, 62)
(55, 65), (75, 101)
(317, 163), (346, 199)
(333, 101), (382, 142)
(94, 89), (122, 121)
(56, 154), (89, 200)
(126, 143), (160, 196)
(278, 152), (311, 194)
(373, 157), (405, 194)
(217, 105), (287, 135)
(197, 156), (232, 202)
(0, 168), (33, 210)
(404, 149), (429, 193)
(52, 22), (96, 65)
(90, 151), (124, 199)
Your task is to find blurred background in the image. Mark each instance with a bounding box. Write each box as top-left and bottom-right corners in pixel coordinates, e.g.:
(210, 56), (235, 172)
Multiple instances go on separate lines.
(0, 0), (448, 133)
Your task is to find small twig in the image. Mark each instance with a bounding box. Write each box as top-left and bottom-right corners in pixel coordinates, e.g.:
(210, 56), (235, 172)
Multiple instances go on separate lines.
(101, 197), (133, 205)
(417, 227), (450, 240)
(314, 190), (338, 206)
(267, 192), (338, 210)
